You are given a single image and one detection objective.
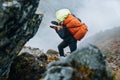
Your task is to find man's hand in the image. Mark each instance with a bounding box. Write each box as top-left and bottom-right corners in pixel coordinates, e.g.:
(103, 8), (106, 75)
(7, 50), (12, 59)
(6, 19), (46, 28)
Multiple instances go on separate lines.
(57, 26), (63, 30)
(50, 25), (63, 30)
(50, 24), (57, 30)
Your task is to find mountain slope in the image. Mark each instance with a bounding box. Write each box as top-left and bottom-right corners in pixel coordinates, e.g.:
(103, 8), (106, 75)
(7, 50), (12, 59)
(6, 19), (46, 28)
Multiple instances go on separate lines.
(85, 26), (120, 74)
(87, 26), (120, 55)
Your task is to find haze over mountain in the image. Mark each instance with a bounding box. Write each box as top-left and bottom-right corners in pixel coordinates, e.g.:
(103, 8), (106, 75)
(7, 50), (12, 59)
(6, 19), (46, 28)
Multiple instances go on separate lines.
(85, 26), (120, 53)
(26, 0), (120, 51)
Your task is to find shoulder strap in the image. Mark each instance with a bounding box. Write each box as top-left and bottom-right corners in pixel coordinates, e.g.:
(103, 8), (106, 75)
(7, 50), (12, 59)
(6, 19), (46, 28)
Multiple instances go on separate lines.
(72, 14), (81, 22)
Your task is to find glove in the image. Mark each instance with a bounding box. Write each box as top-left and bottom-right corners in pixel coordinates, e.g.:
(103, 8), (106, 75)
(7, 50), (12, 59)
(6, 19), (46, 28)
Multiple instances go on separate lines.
(51, 21), (59, 25)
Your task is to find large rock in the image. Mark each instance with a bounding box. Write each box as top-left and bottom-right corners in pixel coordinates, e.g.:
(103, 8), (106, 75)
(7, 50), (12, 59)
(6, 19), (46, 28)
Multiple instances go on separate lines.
(8, 52), (47, 80)
(46, 49), (59, 57)
(46, 49), (60, 63)
(0, 0), (42, 77)
(43, 44), (113, 80)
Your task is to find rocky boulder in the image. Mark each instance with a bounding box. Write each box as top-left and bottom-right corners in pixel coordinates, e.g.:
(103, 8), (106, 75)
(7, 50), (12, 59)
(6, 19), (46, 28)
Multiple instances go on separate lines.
(8, 52), (47, 80)
(46, 49), (60, 63)
(0, 0), (42, 77)
(37, 53), (48, 62)
(20, 46), (43, 56)
(46, 49), (59, 57)
(43, 44), (113, 80)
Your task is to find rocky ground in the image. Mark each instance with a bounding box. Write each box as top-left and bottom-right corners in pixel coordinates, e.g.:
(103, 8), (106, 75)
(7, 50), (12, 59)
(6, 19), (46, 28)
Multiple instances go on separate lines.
(6, 45), (115, 80)
(10, 45), (120, 80)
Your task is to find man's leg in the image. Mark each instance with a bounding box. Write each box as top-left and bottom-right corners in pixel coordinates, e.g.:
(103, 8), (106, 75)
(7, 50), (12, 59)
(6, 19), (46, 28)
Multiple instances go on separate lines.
(69, 41), (77, 53)
(58, 41), (68, 56)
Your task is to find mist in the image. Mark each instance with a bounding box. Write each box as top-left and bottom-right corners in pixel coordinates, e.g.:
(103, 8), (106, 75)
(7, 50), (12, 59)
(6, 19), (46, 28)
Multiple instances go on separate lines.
(26, 0), (120, 52)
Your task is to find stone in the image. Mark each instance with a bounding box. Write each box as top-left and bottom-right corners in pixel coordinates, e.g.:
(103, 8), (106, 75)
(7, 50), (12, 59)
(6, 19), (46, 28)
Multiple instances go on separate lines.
(0, 0), (43, 77)
(46, 49), (59, 57)
(37, 53), (48, 62)
(43, 44), (113, 80)
(8, 52), (47, 80)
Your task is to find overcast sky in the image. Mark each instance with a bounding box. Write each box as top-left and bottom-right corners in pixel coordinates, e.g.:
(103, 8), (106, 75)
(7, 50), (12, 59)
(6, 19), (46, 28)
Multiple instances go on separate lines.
(26, 0), (120, 52)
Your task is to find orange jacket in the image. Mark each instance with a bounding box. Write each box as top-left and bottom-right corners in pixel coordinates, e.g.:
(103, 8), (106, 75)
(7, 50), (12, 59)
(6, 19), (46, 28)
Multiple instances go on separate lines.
(63, 14), (88, 41)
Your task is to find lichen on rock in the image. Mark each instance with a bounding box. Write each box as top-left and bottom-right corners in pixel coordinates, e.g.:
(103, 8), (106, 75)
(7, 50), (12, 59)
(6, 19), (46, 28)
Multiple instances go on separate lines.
(8, 52), (47, 80)
(0, 0), (42, 77)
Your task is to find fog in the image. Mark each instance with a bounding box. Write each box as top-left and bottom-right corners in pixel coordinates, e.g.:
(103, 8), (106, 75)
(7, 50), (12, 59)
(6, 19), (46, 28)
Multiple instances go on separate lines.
(26, 0), (120, 52)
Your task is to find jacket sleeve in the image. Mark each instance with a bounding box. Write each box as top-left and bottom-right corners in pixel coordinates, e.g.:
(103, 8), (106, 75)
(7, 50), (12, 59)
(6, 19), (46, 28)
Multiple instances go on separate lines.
(55, 28), (65, 39)
(55, 26), (70, 39)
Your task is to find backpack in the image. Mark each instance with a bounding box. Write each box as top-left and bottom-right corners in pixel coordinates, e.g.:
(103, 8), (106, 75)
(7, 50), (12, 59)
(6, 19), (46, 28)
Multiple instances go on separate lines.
(72, 14), (82, 22)
(63, 14), (88, 41)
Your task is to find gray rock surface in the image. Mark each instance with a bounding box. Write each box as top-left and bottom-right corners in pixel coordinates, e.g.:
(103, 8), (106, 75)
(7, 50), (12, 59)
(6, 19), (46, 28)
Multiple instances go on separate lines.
(43, 44), (113, 80)
(0, 0), (42, 77)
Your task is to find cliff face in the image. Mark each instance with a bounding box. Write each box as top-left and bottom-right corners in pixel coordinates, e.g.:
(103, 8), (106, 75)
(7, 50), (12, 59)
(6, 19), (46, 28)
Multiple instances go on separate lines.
(0, 0), (42, 77)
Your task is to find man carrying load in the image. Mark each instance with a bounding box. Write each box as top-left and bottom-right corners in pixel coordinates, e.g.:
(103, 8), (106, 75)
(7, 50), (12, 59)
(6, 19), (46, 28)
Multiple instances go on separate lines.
(50, 9), (88, 57)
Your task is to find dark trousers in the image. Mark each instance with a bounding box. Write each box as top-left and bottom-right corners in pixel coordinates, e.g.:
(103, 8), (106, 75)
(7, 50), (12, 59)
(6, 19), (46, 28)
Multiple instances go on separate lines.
(58, 40), (77, 56)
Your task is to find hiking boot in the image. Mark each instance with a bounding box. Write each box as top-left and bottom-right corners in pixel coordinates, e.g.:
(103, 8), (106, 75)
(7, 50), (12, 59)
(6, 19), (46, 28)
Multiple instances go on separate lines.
(51, 21), (59, 25)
